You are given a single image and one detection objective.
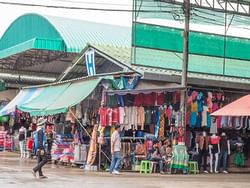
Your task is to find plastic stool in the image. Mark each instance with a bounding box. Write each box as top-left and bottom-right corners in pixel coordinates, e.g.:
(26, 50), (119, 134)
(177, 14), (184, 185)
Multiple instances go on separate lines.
(140, 160), (151, 174)
(150, 161), (159, 173)
(188, 161), (199, 174)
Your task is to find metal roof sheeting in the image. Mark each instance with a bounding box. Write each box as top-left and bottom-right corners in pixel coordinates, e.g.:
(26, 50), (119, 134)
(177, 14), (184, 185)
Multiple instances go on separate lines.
(133, 47), (250, 78)
(0, 14), (131, 58)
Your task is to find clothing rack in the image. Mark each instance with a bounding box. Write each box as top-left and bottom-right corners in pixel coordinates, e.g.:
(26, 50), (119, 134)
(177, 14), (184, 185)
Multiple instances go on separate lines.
(104, 136), (145, 140)
(190, 86), (248, 94)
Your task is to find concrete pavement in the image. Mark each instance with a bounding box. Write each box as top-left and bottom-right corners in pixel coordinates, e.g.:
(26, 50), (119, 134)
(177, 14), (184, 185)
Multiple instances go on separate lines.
(0, 152), (249, 188)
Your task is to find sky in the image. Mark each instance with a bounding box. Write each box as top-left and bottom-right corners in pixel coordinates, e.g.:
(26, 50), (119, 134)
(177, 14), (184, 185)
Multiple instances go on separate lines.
(0, 0), (133, 38)
(0, 0), (249, 39)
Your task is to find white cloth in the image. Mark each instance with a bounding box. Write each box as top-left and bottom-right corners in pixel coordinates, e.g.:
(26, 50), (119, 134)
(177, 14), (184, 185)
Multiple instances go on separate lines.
(210, 119), (218, 134)
(119, 107), (125, 125)
(202, 106), (208, 127)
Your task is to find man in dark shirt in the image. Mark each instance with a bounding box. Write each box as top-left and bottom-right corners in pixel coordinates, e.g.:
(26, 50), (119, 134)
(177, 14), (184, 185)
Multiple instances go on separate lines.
(32, 118), (48, 179)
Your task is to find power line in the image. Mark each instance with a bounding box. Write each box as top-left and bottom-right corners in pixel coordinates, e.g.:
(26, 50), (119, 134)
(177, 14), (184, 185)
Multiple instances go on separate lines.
(1, 0), (249, 32)
(50, 0), (178, 8)
(0, 1), (177, 13)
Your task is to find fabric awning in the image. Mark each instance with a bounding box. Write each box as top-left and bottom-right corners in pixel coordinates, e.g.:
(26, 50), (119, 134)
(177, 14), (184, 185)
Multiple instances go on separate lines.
(28, 77), (102, 116)
(18, 77), (103, 116)
(211, 94), (250, 116)
(18, 83), (70, 114)
(0, 88), (43, 116)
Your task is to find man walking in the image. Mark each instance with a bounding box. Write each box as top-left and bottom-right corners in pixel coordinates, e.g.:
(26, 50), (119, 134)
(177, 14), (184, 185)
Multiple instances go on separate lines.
(109, 125), (121, 175)
(32, 118), (48, 179)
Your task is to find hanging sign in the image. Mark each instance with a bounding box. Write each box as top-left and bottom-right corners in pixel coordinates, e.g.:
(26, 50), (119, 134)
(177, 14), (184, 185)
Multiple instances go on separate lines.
(85, 49), (96, 76)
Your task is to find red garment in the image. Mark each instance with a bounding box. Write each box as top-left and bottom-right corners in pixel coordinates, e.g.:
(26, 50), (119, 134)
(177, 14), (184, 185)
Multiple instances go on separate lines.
(106, 108), (112, 126)
(165, 106), (173, 119)
(144, 93), (156, 106)
(210, 136), (220, 145)
(186, 111), (191, 126)
(27, 138), (34, 151)
(133, 93), (144, 106)
(157, 93), (165, 105)
(216, 93), (223, 101)
(191, 91), (198, 101)
(46, 124), (54, 133)
(99, 107), (107, 127)
(212, 103), (219, 112)
(112, 107), (120, 125)
(174, 91), (181, 104)
(31, 123), (37, 132)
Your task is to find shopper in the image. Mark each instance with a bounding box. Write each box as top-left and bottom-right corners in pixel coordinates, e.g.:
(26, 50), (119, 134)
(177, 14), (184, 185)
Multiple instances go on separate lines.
(218, 132), (230, 173)
(18, 125), (27, 158)
(32, 118), (48, 179)
(109, 124), (121, 175)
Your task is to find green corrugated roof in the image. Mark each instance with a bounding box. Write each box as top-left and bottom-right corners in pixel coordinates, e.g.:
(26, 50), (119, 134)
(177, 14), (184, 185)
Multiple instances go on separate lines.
(0, 13), (131, 58)
(133, 47), (250, 78)
(90, 44), (131, 65)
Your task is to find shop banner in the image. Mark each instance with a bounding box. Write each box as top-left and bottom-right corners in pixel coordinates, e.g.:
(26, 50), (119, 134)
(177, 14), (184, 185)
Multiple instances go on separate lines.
(85, 49), (96, 76)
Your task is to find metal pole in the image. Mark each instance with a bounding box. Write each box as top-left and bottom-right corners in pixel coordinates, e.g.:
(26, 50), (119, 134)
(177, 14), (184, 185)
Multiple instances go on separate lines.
(69, 108), (111, 163)
(180, 0), (190, 138)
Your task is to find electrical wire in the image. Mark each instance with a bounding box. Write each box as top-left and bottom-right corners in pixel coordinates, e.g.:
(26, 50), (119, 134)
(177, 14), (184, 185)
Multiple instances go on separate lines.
(0, 1), (182, 12)
(1, 0), (250, 32)
(0, 1), (173, 12)
(50, 0), (183, 9)
(194, 8), (250, 27)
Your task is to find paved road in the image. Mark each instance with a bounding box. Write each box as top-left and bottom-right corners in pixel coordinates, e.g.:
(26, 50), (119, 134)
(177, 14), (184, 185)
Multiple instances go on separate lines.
(0, 152), (249, 188)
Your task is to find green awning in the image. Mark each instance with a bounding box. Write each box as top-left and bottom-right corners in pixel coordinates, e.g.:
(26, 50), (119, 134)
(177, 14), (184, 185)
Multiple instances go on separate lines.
(18, 83), (70, 113)
(35, 77), (102, 116)
(18, 77), (103, 116)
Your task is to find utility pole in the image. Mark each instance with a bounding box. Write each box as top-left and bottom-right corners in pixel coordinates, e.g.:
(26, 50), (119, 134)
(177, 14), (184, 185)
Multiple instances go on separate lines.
(180, 0), (190, 136)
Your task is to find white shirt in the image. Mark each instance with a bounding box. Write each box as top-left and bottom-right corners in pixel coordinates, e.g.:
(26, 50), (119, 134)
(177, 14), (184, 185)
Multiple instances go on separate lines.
(111, 130), (121, 152)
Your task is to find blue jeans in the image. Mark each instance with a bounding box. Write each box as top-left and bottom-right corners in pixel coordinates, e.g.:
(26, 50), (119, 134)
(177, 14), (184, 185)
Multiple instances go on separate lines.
(219, 150), (228, 171)
(110, 151), (121, 173)
(152, 158), (164, 172)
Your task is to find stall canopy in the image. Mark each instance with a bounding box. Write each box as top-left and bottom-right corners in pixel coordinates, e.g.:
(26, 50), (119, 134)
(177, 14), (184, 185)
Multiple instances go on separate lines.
(18, 83), (71, 115)
(18, 77), (103, 116)
(0, 88), (43, 116)
(106, 81), (186, 95)
(211, 94), (250, 116)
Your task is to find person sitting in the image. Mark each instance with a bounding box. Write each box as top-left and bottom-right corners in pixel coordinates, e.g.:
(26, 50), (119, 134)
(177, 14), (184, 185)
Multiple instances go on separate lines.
(150, 141), (164, 174)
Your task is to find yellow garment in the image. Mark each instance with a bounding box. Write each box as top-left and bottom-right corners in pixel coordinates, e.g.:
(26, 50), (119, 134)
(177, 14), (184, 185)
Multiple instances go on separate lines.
(111, 126), (116, 135)
(191, 101), (198, 112)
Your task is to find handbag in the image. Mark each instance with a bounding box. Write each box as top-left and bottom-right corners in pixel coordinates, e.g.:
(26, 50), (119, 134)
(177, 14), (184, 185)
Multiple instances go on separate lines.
(37, 148), (45, 156)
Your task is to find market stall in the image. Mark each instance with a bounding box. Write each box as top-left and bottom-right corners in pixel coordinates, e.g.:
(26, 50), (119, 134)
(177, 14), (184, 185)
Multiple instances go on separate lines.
(211, 94), (250, 170)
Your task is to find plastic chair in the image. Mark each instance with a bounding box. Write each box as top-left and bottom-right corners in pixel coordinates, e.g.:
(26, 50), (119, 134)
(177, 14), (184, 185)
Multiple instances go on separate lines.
(140, 160), (151, 174)
(188, 161), (199, 174)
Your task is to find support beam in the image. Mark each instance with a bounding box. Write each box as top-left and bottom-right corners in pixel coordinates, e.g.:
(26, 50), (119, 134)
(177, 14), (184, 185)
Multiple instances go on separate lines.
(143, 72), (250, 91)
(157, 0), (250, 16)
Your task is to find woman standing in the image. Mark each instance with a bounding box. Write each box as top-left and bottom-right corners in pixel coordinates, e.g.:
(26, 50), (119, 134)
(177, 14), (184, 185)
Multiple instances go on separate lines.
(18, 126), (27, 158)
